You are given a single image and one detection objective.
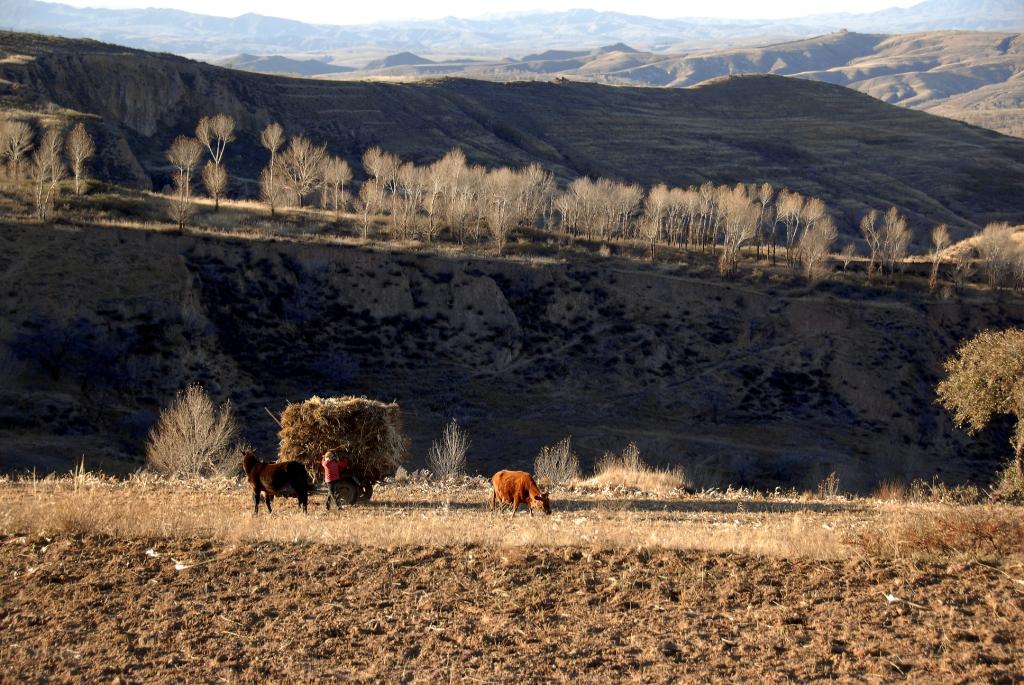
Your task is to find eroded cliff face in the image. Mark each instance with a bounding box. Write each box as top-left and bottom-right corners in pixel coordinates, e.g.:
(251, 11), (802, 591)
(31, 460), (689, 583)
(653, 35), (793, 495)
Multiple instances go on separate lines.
(2, 223), (1020, 490)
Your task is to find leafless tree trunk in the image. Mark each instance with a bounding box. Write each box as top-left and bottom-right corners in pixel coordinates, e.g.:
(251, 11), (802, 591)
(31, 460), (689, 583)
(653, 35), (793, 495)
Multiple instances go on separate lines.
(322, 156), (353, 221)
(776, 190), (805, 269)
(859, 209), (882, 280)
(976, 222), (1018, 289)
(839, 243), (856, 272)
(929, 224), (950, 294)
(880, 206), (910, 280)
(278, 135), (326, 208)
(260, 122), (285, 216)
(196, 114), (235, 210)
(756, 182), (774, 260)
(64, 122), (95, 195)
(259, 166), (287, 219)
(201, 160), (227, 210)
(357, 179), (381, 240)
(166, 135), (203, 230)
(0, 119), (34, 180)
(30, 128), (65, 222)
(485, 167), (517, 255)
(799, 216), (838, 284)
(718, 187), (758, 276)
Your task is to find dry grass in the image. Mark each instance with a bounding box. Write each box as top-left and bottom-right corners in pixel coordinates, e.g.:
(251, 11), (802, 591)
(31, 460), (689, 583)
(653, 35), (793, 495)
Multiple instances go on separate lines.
(580, 443), (690, 494)
(848, 505), (1024, 561)
(0, 470), (903, 560)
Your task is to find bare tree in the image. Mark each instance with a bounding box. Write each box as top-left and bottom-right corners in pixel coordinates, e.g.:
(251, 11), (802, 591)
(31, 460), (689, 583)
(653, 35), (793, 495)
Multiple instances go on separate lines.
(436, 148), (470, 242)
(839, 243), (857, 272)
(976, 222), (1019, 289)
(391, 161), (425, 240)
(755, 182), (774, 260)
(259, 166), (287, 218)
(357, 178), (382, 240)
(640, 183), (669, 261)
(196, 114), (235, 210)
(776, 190), (805, 268)
(260, 122), (285, 216)
(63, 122), (95, 195)
(799, 215), (838, 284)
(929, 224), (950, 294)
(166, 135), (203, 229)
(29, 128), (65, 221)
(880, 206), (911, 279)
(278, 135), (326, 207)
(201, 161), (228, 209)
(719, 187), (758, 276)
(321, 156), (352, 221)
(196, 114), (235, 166)
(484, 167), (517, 255)
(518, 163), (556, 229)
(422, 159), (447, 242)
(0, 119), (33, 179)
(362, 147), (399, 189)
(362, 146), (400, 201)
(859, 209), (882, 280)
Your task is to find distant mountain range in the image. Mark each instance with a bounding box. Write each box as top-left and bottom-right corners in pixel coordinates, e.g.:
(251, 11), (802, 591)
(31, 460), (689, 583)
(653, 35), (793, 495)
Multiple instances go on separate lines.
(1, 0), (1021, 57)
(310, 30), (1022, 138)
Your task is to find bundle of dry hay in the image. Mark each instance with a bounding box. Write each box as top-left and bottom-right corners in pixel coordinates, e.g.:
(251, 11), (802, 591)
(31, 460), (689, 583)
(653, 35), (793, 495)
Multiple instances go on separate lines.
(278, 396), (409, 482)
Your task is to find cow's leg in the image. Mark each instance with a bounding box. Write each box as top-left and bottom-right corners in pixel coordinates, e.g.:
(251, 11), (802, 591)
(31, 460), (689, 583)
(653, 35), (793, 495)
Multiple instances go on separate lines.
(299, 489), (308, 514)
(252, 488), (260, 514)
(266, 494), (274, 514)
(510, 497), (519, 518)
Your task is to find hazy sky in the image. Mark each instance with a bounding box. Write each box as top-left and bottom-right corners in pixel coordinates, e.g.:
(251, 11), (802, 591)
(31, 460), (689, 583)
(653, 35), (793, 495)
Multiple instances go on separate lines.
(56, 0), (923, 25)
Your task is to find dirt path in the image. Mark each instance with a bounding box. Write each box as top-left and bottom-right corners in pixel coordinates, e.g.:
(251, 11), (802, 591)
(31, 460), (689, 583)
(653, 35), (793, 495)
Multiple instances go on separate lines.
(1, 534), (1021, 683)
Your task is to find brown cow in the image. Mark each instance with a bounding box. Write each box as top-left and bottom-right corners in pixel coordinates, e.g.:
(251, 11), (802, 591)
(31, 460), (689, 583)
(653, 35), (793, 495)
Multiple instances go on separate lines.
(242, 449), (310, 514)
(490, 470), (551, 516)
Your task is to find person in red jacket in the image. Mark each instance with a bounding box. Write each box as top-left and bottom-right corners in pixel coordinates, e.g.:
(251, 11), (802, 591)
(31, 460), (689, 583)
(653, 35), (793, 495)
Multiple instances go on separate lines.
(322, 449), (352, 511)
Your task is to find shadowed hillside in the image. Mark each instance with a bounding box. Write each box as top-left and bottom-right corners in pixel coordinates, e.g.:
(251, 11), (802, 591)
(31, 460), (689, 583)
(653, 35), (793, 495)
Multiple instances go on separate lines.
(315, 30), (1024, 138)
(2, 32), (1023, 240)
(2, 220), (1022, 490)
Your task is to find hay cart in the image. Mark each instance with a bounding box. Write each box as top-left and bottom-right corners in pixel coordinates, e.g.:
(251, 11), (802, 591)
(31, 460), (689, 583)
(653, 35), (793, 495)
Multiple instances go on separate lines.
(276, 395), (410, 506)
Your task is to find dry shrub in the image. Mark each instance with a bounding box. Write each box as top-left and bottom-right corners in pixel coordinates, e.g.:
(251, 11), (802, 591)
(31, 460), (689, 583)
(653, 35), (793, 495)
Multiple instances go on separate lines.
(906, 477), (981, 504)
(848, 507), (1024, 560)
(816, 472), (841, 500)
(534, 436), (581, 487)
(582, 443), (689, 494)
(146, 384), (240, 478)
(872, 479), (908, 502)
(278, 395), (409, 482)
(990, 459), (1024, 504)
(427, 418), (471, 481)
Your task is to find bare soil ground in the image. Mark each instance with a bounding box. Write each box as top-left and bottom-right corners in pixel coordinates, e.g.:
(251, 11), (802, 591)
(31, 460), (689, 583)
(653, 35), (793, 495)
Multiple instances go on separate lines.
(1, 480), (1022, 683)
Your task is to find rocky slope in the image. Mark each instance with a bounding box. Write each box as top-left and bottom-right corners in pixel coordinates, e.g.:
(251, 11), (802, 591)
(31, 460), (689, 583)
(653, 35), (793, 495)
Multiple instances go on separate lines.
(2, 221), (1021, 491)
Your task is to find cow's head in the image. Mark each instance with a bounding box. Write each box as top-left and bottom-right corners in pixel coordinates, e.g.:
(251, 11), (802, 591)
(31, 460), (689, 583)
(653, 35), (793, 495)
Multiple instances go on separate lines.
(531, 492), (552, 515)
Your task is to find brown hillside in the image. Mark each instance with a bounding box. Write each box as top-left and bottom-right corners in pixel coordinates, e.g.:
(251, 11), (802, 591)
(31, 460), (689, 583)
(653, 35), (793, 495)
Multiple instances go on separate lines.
(3, 219), (1022, 491)
(1, 32), (1023, 240)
